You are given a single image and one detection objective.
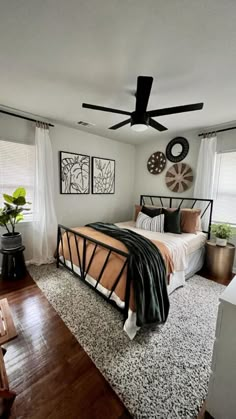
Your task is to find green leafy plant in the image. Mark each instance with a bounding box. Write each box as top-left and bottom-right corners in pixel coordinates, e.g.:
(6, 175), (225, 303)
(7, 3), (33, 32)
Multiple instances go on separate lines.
(211, 223), (233, 240)
(0, 187), (31, 235)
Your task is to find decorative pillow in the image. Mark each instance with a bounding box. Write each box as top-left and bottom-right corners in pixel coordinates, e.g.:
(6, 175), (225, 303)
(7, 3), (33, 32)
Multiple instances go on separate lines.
(180, 209), (201, 233)
(141, 206), (162, 218)
(134, 205), (142, 221)
(136, 211), (164, 233)
(196, 215), (202, 232)
(134, 204), (162, 221)
(163, 208), (181, 234)
(164, 207), (202, 233)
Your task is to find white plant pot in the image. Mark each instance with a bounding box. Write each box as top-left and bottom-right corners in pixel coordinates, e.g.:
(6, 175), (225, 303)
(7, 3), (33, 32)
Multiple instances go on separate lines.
(216, 237), (227, 247)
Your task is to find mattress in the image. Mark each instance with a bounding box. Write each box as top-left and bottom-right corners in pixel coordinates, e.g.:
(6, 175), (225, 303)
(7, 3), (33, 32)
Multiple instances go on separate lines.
(116, 220), (207, 272)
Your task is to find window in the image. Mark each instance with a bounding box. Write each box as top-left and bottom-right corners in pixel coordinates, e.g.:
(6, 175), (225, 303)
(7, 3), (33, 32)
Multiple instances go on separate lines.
(212, 151), (236, 225)
(0, 140), (35, 218)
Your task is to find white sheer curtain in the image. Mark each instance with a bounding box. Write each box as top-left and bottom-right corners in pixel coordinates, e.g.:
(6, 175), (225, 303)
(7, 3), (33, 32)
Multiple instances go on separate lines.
(194, 134), (217, 229)
(29, 123), (57, 265)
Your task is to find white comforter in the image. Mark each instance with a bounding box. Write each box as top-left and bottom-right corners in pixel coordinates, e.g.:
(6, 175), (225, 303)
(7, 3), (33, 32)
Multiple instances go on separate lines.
(116, 221), (207, 272)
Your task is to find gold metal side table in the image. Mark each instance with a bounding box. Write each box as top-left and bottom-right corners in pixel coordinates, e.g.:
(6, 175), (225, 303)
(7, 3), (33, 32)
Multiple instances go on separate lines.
(205, 241), (235, 283)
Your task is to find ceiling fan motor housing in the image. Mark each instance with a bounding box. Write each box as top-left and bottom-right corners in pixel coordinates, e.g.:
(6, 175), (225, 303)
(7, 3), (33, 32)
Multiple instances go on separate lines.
(131, 111), (149, 128)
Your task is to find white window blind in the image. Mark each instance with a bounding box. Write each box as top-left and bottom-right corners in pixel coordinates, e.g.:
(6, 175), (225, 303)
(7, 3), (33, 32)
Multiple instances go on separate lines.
(212, 151), (236, 225)
(0, 140), (35, 217)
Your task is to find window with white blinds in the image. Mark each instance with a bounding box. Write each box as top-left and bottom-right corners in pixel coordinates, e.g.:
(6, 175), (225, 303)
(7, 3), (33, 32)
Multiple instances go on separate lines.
(0, 140), (35, 218)
(212, 151), (236, 225)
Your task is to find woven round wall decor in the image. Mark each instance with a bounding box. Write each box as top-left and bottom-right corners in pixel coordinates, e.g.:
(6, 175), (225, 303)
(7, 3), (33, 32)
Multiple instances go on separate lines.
(165, 163), (193, 193)
(147, 151), (166, 174)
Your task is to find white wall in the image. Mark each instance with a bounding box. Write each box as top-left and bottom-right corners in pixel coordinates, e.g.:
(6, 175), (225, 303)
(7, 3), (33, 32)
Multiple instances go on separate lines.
(50, 125), (135, 226)
(134, 130), (200, 203)
(0, 114), (135, 261)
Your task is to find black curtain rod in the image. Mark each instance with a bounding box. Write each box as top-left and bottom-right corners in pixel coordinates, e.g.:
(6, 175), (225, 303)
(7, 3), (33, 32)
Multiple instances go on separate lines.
(198, 125), (236, 136)
(0, 109), (54, 127)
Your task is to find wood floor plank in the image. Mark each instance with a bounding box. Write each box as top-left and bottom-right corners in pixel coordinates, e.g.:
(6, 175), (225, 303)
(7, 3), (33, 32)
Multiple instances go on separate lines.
(0, 274), (132, 419)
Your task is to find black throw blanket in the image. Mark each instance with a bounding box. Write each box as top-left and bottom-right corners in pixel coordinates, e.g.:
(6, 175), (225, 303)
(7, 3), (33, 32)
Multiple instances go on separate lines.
(86, 222), (169, 327)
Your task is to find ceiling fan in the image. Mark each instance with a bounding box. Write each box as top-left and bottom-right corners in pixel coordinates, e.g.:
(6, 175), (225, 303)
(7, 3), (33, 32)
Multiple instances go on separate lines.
(82, 76), (204, 132)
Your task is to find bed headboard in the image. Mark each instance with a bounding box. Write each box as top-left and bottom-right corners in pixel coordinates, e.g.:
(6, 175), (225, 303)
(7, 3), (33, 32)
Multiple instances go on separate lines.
(140, 195), (213, 239)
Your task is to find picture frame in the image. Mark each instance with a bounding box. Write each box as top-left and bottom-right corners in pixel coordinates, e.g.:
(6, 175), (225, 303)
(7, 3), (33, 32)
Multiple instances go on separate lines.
(60, 151), (90, 194)
(92, 157), (115, 194)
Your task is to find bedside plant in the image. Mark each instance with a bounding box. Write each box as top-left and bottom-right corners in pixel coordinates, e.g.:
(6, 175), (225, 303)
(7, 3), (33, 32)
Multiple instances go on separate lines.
(0, 187), (31, 250)
(211, 223), (233, 247)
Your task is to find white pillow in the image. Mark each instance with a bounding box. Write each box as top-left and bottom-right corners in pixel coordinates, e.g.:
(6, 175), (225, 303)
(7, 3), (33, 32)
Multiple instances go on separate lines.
(136, 211), (164, 233)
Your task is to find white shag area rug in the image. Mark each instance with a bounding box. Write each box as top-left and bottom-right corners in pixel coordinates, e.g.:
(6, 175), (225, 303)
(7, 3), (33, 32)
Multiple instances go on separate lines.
(29, 264), (224, 419)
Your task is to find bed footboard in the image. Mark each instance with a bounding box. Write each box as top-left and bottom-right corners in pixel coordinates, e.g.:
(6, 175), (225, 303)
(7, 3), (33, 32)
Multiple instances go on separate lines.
(56, 224), (131, 321)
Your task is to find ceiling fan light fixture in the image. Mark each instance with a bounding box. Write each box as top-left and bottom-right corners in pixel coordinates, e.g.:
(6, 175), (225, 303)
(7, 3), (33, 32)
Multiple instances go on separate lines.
(131, 123), (149, 132)
(130, 111), (149, 132)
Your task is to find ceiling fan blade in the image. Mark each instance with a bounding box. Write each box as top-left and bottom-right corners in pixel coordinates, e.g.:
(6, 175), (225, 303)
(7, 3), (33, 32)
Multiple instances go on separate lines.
(109, 118), (131, 130)
(149, 118), (168, 132)
(82, 103), (131, 116)
(148, 102), (204, 117)
(135, 76), (153, 114)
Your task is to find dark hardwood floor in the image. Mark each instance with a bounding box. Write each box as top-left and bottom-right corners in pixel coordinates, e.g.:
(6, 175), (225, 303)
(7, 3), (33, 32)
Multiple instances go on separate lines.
(0, 273), (132, 419)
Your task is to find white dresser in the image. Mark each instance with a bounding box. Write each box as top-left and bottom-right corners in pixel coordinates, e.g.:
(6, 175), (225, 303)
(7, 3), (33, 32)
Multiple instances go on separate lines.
(206, 276), (236, 419)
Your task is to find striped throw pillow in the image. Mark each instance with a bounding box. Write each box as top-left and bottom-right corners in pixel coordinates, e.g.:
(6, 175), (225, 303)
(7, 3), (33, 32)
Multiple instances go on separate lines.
(136, 211), (164, 233)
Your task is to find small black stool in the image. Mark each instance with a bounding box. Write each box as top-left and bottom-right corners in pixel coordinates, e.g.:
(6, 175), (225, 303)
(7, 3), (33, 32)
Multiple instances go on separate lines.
(0, 246), (27, 280)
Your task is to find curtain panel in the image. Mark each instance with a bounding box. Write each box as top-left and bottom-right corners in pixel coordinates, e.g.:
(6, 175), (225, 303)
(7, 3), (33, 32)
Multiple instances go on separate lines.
(29, 123), (57, 265)
(194, 134), (217, 230)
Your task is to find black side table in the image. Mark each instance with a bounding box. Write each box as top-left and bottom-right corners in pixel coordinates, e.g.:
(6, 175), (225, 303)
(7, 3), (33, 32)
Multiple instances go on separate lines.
(0, 246), (27, 280)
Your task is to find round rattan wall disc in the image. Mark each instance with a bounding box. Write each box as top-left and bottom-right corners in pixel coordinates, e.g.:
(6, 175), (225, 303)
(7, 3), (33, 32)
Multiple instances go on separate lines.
(165, 163), (193, 193)
(147, 151), (166, 174)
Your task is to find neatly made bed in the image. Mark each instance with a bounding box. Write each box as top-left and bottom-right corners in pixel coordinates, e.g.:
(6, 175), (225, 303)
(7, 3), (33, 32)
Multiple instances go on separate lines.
(57, 195), (213, 339)
(116, 220), (207, 292)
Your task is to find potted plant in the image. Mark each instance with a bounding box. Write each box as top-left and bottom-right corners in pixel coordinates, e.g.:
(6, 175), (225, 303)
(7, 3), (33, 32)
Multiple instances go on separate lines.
(211, 223), (233, 247)
(0, 187), (31, 250)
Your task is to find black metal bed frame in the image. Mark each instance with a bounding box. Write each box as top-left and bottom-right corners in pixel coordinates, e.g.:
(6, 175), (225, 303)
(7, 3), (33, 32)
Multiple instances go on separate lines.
(57, 224), (131, 321)
(57, 195), (213, 321)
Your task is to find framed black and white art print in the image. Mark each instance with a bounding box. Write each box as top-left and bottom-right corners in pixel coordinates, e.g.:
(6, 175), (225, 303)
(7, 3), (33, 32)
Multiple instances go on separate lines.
(60, 151), (90, 194)
(92, 157), (115, 194)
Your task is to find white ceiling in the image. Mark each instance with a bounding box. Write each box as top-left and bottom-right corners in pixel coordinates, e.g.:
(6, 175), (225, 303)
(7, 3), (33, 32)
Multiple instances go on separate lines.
(1, 0), (236, 145)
